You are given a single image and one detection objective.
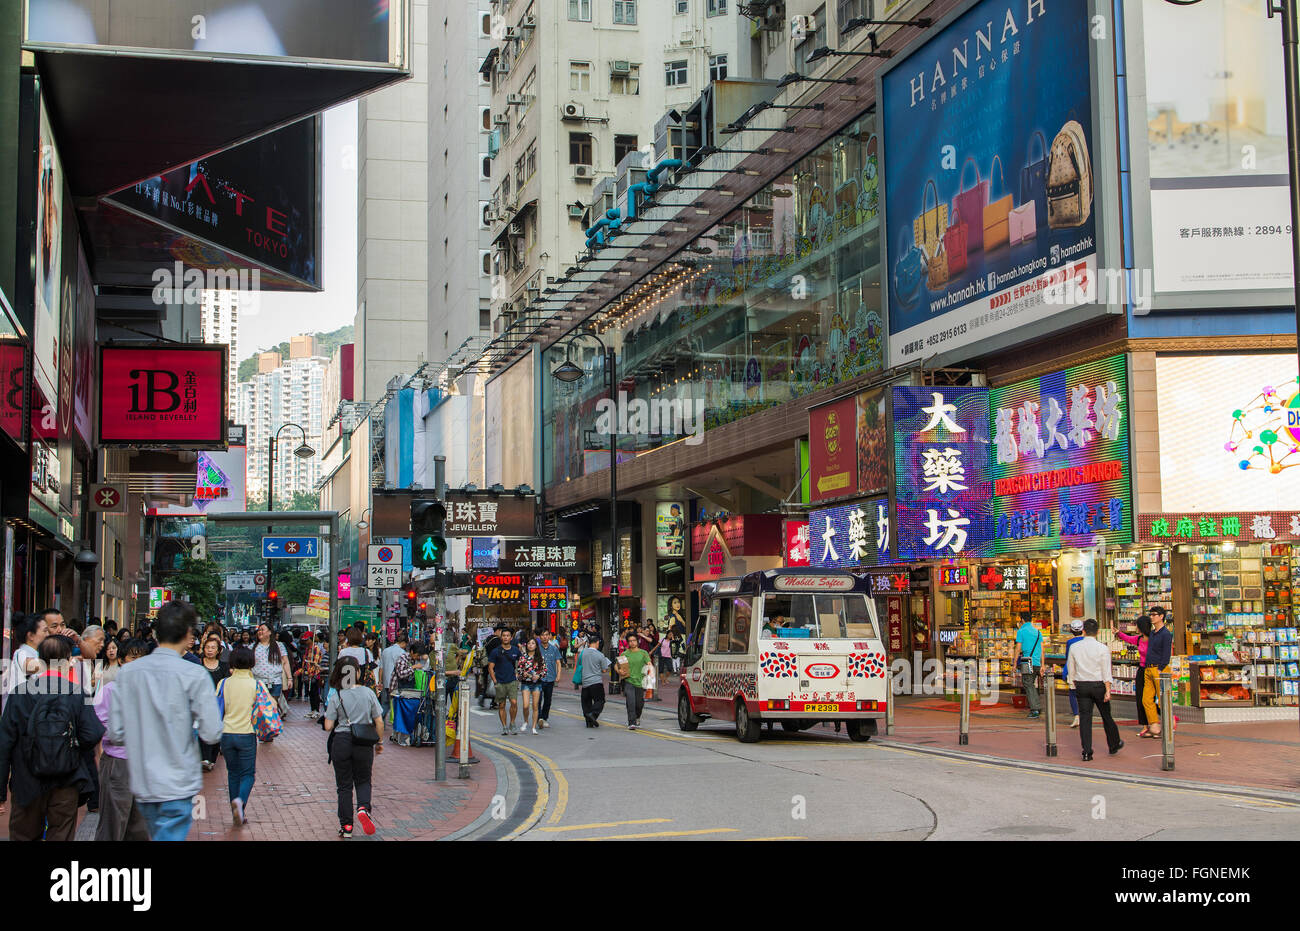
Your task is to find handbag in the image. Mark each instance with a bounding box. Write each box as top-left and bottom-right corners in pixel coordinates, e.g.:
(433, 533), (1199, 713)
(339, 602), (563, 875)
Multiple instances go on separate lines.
(951, 157), (989, 254)
(1009, 201), (1037, 245)
(1019, 130), (1049, 235)
(912, 178), (948, 258)
(336, 687), (381, 746)
(1047, 120), (1093, 228)
(982, 155), (1012, 251)
(943, 207), (968, 276)
(251, 681), (283, 741)
(892, 230), (926, 308)
(924, 198), (948, 289)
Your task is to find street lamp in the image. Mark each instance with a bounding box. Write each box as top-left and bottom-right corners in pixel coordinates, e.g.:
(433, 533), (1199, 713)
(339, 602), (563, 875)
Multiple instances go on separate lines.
(267, 422), (315, 512)
(551, 331), (620, 655)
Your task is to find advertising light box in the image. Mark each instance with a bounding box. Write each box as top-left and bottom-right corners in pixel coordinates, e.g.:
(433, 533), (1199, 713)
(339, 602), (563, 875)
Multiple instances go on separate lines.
(988, 354), (1132, 551)
(99, 344), (227, 447)
(880, 0), (1098, 365)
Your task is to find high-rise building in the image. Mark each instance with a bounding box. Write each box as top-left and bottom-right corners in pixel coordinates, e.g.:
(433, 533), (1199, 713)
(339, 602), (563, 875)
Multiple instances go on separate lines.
(200, 289), (241, 416)
(237, 347), (329, 504)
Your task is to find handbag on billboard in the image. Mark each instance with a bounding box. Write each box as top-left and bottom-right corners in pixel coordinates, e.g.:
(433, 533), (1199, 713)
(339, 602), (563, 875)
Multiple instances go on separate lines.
(924, 203), (949, 290)
(1047, 120), (1093, 229)
(1019, 130), (1049, 232)
(1009, 201), (1037, 245)
(912, 178), (948, 257)
(893, 229), (926, 308)
(951, 157), (990, 254)
(943, 205), (968, 276)
(982, 155), (1013, 251)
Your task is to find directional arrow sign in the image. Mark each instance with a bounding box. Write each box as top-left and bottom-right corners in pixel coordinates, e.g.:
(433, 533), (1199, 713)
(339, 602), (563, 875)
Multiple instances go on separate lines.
(262, 536), (320, 559)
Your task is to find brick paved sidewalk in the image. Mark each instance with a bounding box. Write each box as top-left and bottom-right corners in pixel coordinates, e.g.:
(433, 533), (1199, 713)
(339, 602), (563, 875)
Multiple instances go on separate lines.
(871, 696), (1300, 794)
(1, 699), (496, 842)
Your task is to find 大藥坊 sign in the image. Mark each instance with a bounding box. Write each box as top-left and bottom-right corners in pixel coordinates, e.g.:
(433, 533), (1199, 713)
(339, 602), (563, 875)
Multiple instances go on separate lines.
(809, 498), (890, 570)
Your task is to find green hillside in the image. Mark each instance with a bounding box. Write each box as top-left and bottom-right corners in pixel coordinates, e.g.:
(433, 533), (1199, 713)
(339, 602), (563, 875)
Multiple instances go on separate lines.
(237, 324), (354, 382)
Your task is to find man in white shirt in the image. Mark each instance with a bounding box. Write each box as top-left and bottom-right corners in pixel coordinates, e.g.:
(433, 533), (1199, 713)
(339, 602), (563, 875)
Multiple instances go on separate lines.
(378, 631), (409, 718)
(1065, 618), (1124, 761)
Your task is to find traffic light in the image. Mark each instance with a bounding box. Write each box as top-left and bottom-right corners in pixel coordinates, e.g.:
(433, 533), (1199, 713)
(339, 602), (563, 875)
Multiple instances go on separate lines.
(411, 500), (447, 570)
(267, 589), (279, 623)
(417, 600), (428, 622)
(405, 586), (417, 618)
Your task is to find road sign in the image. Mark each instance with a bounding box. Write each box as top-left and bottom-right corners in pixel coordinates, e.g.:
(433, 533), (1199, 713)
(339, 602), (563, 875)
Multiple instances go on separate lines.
(367, 543), (403, 589)
(226, 572), (258, 592)
(90, 484), (125, 513)
(253, 573), (267, 587)
(262, 536), (320, 559)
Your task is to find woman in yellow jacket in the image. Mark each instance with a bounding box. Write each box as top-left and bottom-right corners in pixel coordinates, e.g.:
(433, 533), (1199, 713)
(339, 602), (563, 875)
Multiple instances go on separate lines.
(219, 646), (262, 827)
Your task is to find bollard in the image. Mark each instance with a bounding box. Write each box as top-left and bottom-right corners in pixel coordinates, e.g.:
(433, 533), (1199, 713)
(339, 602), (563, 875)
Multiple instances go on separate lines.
(958, 663), (971, 745)
(1160, 671), (1174, 771)
(1043, 665), (1057, 757)
(457, 677), (472, 779)
(885, 680), (895, 736)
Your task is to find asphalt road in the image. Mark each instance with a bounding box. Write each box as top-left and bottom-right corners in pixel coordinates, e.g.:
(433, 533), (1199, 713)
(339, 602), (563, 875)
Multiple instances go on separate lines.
(459, 685), (1300, 841)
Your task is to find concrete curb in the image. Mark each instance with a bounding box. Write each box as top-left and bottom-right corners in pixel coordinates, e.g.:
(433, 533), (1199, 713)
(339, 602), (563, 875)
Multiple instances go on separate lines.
(439, 742), (508, 841)
(874, 737), (1300, 804)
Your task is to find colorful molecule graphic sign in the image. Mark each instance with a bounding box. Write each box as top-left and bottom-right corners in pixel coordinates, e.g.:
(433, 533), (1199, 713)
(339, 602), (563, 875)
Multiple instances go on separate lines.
(1226, 376), (1300, 474)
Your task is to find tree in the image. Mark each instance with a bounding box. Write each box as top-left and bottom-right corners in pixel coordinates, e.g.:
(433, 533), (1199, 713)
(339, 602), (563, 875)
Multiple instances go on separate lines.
(273, 567), (322, 606)
(169, 555), (225, 621)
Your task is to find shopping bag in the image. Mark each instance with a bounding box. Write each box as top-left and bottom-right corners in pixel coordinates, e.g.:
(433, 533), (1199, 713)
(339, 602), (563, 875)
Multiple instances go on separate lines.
(951, 157), (989, 254)
(943, 209), (968, 276)
(1019, 130), (1049, 235)
(252, 681), (283, 741)
(912, 178), (947, 257)
(983, 155), (1012, 251)
(1009, 201), (1037, 245)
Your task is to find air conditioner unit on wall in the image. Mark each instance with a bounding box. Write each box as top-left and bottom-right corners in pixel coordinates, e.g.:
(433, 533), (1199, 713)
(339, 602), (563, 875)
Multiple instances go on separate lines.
(507, 93), (527, 105)
(573, 165), (593, 180)
(568, 204), (585, 218)
(612, 60), (631, 74)
(509, 221), (524, 236)
(493, 115), (508, 126)
(562, 101), (586, 121)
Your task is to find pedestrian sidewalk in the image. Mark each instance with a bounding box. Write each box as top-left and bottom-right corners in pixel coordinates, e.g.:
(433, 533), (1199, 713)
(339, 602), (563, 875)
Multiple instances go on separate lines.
(54, 699), (495, 842)
(873, 695), (1300, 794)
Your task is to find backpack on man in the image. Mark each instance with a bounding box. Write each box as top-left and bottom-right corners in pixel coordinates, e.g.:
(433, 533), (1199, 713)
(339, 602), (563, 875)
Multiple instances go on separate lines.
(24, 699), (82, 778)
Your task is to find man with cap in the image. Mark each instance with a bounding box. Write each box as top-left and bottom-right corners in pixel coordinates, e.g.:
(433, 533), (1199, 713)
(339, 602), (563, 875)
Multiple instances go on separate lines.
(1060, 619), (1086, 728)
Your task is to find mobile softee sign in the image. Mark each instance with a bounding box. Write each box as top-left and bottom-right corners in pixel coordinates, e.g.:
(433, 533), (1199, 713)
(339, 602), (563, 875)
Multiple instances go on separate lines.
(893, 387), (992, 559)
(881, 0), (1097, 366)
(99, 344), (228, 447)
(988, 354), (1132, 551)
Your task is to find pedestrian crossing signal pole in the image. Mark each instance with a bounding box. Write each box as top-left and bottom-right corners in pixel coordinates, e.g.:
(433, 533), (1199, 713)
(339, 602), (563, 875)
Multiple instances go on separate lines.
(432, 455), (448, 782)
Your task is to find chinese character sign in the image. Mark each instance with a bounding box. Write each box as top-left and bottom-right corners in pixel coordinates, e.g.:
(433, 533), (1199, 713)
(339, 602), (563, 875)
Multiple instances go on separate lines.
(809, 498), (888, 569)
(1139, 511), (1300, 543)
(893, 387), (992, 560)
(988, 354), (1132, 552)
(784, 519), (811, 567)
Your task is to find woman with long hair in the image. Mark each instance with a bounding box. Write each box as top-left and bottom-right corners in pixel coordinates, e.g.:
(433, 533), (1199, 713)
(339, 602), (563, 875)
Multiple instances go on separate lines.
(252, 623), (292, 740)
(516, 635), (546, 735)
(1116, 615), (1155, 737)
(199, 634), (231, 771)
(323, 657), (385, 839)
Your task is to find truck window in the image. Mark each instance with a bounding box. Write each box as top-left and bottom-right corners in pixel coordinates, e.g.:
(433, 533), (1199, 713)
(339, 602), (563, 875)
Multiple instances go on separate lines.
(729, 598), (752, 654)
(757, 593), (876, 639)
(814, 594), (878, 639)
(761, 594), (814, 638)
(709, 601), (730, 653)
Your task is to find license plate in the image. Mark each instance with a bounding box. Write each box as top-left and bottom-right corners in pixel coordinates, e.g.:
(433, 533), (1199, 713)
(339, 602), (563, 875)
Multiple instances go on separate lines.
(804, 703), (840, 712)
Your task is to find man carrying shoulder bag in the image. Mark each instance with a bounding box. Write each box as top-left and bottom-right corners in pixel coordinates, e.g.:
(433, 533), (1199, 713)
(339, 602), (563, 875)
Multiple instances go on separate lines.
(1012, 612), (1044, 719)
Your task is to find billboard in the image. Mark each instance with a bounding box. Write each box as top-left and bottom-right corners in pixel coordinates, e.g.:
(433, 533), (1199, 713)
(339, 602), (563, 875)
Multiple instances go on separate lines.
(809, 498), (890, 570)
(148, 447), (249, 516)
(33, 94), (63, 409)
(1156, 353), (1300, 511)
(1143, 0), (1292, 294)
(25, 0), (400, 66)
(99, 344), (228, 447)
(893, 387), (992, 559)
(988, 354), (1132, 552)
(881, 0), (1097, 365)
(655, 502), (686, 557)
(808, 397), (857, 502)
(106, 117), (320, 288)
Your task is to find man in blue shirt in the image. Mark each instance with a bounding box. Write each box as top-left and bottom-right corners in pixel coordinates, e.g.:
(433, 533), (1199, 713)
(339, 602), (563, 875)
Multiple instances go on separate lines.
(1143, 608), (1175, 737)
(1012, 612), (1044, 718)
(1061, 619), (1086, 728)
(536, 629), (562, 730)
(487, 629), (522, 735)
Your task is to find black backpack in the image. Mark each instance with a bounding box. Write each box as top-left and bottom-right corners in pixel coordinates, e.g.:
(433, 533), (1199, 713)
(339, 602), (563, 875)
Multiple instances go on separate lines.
(25, 698), (81, 778)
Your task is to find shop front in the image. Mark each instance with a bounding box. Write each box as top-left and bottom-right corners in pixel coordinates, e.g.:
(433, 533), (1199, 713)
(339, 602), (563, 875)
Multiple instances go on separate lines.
(690, 513), (783, 617)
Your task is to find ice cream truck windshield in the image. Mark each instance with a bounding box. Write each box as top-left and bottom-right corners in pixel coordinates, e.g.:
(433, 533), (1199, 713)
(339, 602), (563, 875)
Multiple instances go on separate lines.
(759, 592), (878, 640)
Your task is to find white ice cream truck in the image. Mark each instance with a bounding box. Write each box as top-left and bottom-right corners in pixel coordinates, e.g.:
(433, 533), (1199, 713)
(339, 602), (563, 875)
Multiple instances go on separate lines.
(677, 568), (889, 742)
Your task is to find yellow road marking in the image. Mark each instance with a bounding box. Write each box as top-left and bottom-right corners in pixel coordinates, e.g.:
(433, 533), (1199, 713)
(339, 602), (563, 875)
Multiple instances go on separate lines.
(476, 736), (548, 840)
(577, 828), (739, 841)
(540, 818), (672, 833)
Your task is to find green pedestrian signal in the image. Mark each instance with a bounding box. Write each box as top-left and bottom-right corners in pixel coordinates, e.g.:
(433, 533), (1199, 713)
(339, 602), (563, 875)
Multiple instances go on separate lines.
(411, 500), (447, 569)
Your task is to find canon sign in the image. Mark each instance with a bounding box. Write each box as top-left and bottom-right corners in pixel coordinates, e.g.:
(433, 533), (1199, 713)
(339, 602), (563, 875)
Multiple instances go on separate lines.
(98, 344), (228, 448)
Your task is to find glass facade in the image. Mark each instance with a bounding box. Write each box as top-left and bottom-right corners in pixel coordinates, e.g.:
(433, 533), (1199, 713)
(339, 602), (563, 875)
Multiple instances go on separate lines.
(543, 112), (883, 487)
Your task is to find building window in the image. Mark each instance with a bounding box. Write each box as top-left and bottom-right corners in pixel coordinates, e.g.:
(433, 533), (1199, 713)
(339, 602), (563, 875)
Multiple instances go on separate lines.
(481, 11), (492, 36)
(611, 63), (640, 95)
(569, 0), (591, 21)
(707, 0), (727, 15)
(676, 0), (688, 12)
(481, 251), (492, 275)
(613, 0), (637, 25)
(481, 156), (491, 179)
(526, 142), (537, 179)
(837, 0), (867, 39)
(481, 106), (492, 130)
(709, 54), (728, 81)
(614, 134), (639, 166)
(569, 132), (593, 165)
(665, 59), (687, 86)
(570, 61), (591, 92)
(515, 154), (525, 190)
(481, 202), (491, 227)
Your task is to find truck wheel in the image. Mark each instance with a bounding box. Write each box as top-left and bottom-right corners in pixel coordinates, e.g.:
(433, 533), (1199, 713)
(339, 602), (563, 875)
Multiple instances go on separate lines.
(846, 720), (876, 742)
(677, 689), (700, 731)
(735, 700), (761, 743)
(780, 720), (801, 732)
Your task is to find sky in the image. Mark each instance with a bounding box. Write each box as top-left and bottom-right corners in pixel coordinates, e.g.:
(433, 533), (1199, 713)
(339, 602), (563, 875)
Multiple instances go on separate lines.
(237, 101), (358, 360)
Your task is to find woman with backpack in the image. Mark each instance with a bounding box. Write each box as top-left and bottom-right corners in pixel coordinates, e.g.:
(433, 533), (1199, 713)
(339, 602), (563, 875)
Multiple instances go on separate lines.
(323, 656), (385, 838)
(252, 623), (293, 739)
(0, 636), (105, 840)
(92, 639), (150, 840)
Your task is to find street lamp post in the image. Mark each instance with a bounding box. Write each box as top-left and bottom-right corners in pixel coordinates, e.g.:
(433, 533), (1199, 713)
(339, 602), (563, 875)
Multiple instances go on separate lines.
(265, 423), (316, 626)
(551, 334), (619, 657)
